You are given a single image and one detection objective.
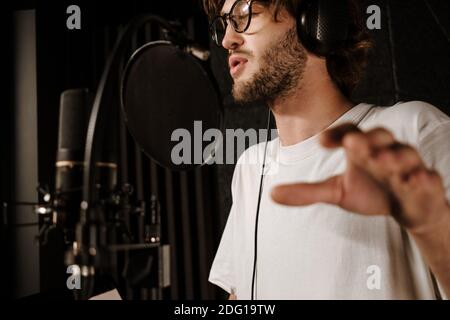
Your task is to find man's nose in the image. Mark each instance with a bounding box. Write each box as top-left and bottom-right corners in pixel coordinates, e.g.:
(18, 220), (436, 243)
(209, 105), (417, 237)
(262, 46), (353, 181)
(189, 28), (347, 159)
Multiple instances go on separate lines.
(222, 24), (244, 50)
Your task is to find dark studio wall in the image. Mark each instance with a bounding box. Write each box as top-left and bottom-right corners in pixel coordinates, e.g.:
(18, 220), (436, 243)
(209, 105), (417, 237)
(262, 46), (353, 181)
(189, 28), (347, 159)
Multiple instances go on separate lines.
(7, 0), (225, 300)
(34, 0), (225, 300)
(4, 0), (450, 300)
(2, 5), (15, 299)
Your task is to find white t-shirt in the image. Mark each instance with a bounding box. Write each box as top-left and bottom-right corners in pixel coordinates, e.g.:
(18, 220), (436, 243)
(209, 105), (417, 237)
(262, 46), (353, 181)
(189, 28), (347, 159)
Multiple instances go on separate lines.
(209, 101), (450, 300)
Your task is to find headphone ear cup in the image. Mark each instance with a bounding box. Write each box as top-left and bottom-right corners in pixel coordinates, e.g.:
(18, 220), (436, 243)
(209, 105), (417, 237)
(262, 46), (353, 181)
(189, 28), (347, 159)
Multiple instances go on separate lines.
(297, 0), (351, 57)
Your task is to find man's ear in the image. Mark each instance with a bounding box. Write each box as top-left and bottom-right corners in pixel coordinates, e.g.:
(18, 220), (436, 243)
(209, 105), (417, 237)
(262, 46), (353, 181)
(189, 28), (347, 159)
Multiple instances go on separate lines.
(272, 6), (295, 23)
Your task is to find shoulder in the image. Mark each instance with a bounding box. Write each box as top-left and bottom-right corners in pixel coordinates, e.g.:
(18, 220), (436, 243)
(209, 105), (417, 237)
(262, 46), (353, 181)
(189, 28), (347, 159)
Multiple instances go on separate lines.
(369, 101), (447, 123)
(362, 101), (450, 144)
(236, 140), (270, 165)
(231, 138), (278, 191)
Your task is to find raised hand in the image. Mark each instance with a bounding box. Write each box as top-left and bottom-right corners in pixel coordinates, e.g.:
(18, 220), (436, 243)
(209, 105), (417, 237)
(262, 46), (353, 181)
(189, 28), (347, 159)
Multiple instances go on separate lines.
(271, 123), (450, 234)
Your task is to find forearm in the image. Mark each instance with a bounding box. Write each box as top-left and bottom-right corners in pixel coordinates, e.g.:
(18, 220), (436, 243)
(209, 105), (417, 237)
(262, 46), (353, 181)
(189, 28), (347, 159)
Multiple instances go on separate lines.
(408, 207), (450, 298)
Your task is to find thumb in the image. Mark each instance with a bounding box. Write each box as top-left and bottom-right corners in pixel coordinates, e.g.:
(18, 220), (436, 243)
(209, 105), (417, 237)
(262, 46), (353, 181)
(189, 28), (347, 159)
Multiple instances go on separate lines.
(271, 175), (342, 206)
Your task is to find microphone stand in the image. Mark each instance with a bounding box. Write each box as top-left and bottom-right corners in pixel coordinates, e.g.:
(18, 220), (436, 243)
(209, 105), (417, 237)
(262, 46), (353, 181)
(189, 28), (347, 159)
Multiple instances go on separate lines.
(70, 14), (182, 300)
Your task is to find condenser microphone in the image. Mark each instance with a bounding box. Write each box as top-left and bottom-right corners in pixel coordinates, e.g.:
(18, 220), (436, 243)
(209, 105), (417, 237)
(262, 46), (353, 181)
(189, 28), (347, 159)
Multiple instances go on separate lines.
(55, 88), (92, 242)
(56, 88), (120, 299)
(56, 88), (118, 244)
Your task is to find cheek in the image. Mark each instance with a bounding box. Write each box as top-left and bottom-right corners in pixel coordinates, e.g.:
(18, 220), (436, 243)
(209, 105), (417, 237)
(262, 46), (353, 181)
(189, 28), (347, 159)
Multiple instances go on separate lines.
(246, 43), (265, 70)
(250, 48), (267, 73)
(247, 58), (258, 73)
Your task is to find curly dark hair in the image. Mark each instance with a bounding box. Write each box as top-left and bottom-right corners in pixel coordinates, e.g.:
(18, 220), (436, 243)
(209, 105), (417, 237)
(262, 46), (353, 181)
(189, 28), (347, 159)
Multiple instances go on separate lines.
(202, 0), (372, 97)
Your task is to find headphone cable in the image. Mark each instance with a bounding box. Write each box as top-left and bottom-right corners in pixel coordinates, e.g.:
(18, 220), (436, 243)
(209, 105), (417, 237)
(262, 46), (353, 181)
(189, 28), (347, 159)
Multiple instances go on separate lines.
(251, 110), (272, 300)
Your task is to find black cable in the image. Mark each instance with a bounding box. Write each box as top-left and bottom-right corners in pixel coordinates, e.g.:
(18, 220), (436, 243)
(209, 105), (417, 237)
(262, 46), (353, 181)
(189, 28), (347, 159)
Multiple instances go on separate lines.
(251, 110), (272, 300)
(423, 0), (450, 44)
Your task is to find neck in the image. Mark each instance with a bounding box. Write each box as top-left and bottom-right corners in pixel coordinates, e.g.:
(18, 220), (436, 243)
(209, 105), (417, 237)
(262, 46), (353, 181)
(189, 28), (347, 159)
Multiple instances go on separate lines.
(270, 56), (354, 147)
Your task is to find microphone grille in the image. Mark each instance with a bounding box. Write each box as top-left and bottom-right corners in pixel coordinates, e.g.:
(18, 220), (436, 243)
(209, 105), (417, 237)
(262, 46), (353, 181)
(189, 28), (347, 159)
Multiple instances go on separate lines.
(57, 88), (92, 161)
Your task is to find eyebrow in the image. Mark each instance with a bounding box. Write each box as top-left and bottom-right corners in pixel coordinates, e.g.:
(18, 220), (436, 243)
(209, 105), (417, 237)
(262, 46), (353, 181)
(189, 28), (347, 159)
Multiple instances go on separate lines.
(220, 1), (266, 16)
(218, 0), (267, 17)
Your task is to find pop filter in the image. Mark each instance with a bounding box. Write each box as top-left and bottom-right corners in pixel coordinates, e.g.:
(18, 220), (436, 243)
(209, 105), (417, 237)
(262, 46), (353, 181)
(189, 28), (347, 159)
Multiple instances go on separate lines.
(121, 41), (222, 171)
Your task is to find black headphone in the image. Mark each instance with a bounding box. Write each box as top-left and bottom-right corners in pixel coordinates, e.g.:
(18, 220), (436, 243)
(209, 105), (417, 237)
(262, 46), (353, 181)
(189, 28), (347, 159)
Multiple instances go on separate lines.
(296, 0), (352, 57)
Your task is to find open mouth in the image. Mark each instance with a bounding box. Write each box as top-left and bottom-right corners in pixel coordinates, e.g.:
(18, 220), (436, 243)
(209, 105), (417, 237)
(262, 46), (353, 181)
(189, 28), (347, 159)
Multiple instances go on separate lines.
(229, 56), (248, 77)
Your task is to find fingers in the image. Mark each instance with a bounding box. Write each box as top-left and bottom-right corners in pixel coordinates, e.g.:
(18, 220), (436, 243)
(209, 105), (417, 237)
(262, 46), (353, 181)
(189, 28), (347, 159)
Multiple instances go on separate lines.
(391, 168), (445, 205)
(389, 168), (449, 232)
(321, 124), (395, 151)
(331, 124), (445, 229)
(271, 175), (342, 206)
(277, 123), (449, 232)
(375, 144), (425, 178)
(322, 124), (424, 180)
(320, 123), (361, 148)
(321, 125), (395, 169)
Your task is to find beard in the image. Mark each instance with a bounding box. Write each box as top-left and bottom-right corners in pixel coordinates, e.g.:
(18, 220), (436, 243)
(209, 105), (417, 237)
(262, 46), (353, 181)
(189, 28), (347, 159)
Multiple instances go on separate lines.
(232, 27), (307, 106)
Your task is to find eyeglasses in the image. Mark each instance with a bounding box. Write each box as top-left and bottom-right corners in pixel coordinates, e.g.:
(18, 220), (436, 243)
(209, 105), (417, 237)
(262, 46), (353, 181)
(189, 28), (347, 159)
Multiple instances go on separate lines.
(209, 0), (256, 47)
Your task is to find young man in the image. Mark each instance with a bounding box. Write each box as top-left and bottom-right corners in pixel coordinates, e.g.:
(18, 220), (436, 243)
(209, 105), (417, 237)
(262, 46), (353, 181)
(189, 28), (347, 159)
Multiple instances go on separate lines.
(204, 0), (450, 299)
